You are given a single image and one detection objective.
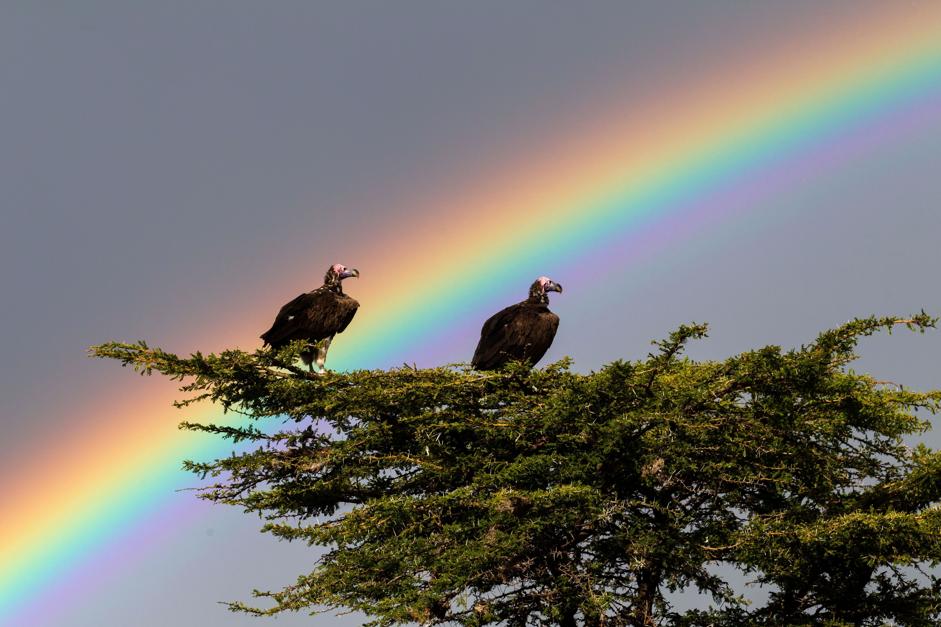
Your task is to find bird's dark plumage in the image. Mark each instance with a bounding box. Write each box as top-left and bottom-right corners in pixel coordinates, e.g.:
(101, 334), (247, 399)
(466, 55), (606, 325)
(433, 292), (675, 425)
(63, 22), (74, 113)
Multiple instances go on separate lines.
(471, 277), (562, 370)
(261, 264), (359, 371)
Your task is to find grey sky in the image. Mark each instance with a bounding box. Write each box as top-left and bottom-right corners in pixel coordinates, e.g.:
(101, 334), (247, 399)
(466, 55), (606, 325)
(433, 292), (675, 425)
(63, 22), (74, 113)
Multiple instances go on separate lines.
(2, 2), (939, 625)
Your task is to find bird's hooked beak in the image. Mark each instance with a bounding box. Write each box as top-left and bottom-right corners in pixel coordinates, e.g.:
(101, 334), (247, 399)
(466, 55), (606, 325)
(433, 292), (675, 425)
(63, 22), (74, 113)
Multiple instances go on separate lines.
(546, 280), (563, 294)
(340, 268), (360, 280)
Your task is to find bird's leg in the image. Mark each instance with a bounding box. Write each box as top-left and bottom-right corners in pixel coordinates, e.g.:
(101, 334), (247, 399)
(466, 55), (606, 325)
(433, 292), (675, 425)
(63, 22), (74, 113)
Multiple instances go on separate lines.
(300, 347), (315, 372)
(315, 336), (333, 374)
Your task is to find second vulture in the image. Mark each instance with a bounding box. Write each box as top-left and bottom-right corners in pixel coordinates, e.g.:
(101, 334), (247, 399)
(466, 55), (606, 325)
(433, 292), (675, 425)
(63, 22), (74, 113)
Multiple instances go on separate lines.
(261, 263), (360, 372)
(471, 276), (563, 370)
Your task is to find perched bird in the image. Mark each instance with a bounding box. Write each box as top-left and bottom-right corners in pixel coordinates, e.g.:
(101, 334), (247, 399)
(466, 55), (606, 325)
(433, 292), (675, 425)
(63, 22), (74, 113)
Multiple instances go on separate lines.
(471, 276), (563, 370)
(261, 263), (360, 372)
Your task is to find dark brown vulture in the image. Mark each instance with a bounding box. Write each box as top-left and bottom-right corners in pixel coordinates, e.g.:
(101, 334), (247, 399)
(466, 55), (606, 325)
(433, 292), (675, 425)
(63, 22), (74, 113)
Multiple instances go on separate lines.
(261, 263), (360, 372)
(471, 276), (563, 370)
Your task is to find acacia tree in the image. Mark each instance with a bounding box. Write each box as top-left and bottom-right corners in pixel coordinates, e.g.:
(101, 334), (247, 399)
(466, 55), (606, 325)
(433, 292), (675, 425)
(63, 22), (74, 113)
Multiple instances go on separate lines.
(91, 315), (941, 626)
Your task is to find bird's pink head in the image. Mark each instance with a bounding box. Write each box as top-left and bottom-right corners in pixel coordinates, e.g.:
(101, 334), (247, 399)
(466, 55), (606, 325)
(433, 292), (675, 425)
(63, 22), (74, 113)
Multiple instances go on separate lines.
(538, 276), (562, 293)
(324, 263), (360, 286)
(529, 276), (563, 302)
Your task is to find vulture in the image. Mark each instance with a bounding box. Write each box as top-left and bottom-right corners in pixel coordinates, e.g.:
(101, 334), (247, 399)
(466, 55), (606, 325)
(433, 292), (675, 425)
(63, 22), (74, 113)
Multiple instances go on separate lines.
(471, 276), (563, 370)
(261, 263), (360, 372)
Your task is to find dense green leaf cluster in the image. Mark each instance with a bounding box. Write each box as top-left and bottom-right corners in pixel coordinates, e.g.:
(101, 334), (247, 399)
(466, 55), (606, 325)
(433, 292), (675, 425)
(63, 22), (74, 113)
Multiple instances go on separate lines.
(91, 314), (941, 626)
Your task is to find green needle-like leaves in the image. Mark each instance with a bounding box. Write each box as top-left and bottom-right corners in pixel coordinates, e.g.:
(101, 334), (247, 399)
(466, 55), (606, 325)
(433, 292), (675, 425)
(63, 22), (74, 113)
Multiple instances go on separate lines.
(91, 315), (941, 626)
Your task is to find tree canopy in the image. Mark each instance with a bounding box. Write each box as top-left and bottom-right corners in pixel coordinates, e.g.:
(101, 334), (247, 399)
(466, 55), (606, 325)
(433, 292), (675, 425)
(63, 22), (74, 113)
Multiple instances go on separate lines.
(90, 314), (941, 626)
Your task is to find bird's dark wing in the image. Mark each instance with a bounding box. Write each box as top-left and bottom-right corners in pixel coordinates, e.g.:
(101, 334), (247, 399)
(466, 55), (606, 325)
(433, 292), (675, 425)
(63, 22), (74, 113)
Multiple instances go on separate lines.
(478, 303), (516, 339)
(517, 309), (559, 366)
(292, 290), (359, 340)
(472, 304), (559, 370)
(322, 294), (359, 335)
(472, 303), (524, 369)
(261, 289), (359, 347)
(261, 292), (319, 347)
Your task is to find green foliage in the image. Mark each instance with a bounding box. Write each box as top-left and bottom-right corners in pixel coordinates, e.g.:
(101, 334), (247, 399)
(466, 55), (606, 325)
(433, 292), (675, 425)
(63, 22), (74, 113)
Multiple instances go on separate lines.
(90, 314), (941, 626)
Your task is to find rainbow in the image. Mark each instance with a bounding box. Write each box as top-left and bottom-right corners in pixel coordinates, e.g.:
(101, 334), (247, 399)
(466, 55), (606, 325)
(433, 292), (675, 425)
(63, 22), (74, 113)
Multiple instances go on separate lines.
(4, 5), (941, 624)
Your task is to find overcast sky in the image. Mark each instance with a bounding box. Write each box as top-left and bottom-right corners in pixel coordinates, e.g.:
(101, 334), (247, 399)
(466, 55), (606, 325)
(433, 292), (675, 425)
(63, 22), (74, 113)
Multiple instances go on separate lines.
(2, 3), (940, 626)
